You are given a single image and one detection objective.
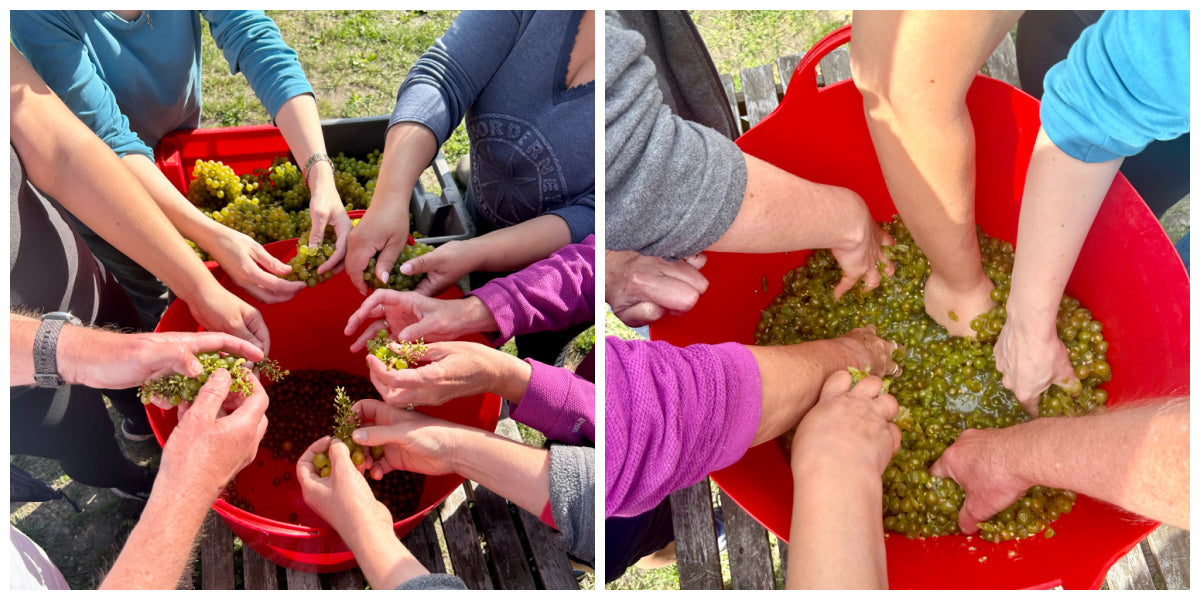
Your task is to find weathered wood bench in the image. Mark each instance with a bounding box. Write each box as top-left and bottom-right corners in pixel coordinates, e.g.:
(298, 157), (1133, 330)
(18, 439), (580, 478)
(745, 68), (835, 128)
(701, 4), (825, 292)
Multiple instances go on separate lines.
(190, 416), (582, 590)
(667, 36), (1189, 591)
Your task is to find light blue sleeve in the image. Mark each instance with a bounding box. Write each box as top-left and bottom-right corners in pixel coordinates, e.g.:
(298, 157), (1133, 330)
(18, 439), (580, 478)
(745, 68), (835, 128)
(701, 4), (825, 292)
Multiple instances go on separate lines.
(1040, 10), (1190, 163)
(389, 11), (526, 145)
(203, 10), (314, 121)
(10, 11), (154, 158)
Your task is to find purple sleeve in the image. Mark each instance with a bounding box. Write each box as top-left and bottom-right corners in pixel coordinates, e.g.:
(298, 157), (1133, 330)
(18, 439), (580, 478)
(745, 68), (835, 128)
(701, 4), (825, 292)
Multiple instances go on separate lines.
(605, 337), (762, 518)
(468, 235), (595, 344)
(509, 360), (595, 445)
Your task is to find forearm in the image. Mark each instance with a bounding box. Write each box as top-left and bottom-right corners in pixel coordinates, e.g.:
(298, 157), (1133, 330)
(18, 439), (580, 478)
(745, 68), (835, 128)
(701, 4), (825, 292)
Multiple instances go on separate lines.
(451, 430), (551, 517)
(788, 463), (887, 589)
(746, 339), (872, 445)
(708, 154), (867, 254)
(463, 215), (572, 273)
(346, 526), (429, 590)
(10, 313), (40, 385)
(100, 475), (215, 589)
(369, 122), (438, 217)
(1007, 130), (1123, 329)
(273, 94), (338, 205)
(994, 401), (1189, 528)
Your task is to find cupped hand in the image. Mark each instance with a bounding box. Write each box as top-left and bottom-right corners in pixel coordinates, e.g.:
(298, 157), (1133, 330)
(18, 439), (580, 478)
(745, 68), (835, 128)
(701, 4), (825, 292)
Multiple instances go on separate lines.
(350, 399), (463, 480)
(345, 290), (495, 351)
(605, 250), (709, 326)
(204, 228), (307, 303)
(831, 198), (895, 299)
(400, 239), (475, 297)
(187, 287), (272, 355)
(923, 270), (997, 338)
(929, 427), (1030, 534)
(994, 319), (1079, 416)
(297, 436), (393, 536)
(62, 329), (264, 396)
(791, 371), (902, 478)
(306, 185), (352, 275)
(832, 325), (901, 377)
(345, 201), (411, 296)
(366, 341), (527, 407)
(161, 369), (269, 499)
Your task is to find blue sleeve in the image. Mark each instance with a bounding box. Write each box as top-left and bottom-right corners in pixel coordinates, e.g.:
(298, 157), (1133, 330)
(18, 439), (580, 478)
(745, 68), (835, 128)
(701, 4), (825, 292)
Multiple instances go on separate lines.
(203, 11), (314, 121)
(551, 192), (595, 243)
(10, 11), (153, 158)
(1041, 10), (1190, 163)
(388, 11), (527, 145)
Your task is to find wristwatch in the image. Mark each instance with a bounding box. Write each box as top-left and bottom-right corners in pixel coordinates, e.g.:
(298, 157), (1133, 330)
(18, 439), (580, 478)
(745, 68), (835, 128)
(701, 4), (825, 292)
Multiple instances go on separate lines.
(34, 311), (82, 388)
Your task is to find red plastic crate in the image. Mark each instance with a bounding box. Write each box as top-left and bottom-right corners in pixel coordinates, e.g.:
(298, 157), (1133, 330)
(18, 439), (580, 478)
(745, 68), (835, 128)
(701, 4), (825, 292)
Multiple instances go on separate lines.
(156, 124), (293, 195)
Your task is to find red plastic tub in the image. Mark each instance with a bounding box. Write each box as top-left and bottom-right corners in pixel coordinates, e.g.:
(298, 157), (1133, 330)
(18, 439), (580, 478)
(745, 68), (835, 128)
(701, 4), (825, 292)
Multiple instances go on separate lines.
(150, 239), (502, 573)
(650, 26), (1189, 590)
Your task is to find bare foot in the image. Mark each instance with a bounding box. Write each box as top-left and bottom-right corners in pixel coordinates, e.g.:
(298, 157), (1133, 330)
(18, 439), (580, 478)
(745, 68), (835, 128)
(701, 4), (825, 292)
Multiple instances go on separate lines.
(924, 270), (996, 337)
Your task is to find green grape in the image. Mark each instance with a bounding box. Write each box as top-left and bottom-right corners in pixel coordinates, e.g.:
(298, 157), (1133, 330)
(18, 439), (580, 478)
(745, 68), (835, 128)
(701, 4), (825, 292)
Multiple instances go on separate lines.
(139, 354), (286, 405)
(760, 218), (1110, 543)
(187, 160), (244, 210)
(365, 328), (427, 371)
(363, 240), (436, 292)
(280, 225), (337, 286)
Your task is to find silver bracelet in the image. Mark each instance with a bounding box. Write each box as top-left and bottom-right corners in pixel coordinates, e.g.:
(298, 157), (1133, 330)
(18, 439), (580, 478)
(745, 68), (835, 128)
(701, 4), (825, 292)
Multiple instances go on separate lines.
(302, 152), (332, 189)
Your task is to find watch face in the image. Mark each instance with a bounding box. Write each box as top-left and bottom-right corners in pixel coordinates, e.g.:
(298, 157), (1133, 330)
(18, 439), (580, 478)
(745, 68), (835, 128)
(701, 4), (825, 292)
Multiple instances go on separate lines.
(42, 311), (82, 326)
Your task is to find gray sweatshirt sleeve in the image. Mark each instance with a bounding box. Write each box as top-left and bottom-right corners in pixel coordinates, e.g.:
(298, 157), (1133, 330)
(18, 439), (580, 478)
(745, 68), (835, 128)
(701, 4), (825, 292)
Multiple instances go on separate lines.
(395, 573), (469, 590)
(550, 444), (595, 564)
(604, 11), (748, 260)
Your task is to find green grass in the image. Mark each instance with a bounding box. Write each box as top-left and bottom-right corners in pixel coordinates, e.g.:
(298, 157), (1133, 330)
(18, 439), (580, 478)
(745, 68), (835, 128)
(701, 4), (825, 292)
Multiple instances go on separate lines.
(690, 10), (850, 89)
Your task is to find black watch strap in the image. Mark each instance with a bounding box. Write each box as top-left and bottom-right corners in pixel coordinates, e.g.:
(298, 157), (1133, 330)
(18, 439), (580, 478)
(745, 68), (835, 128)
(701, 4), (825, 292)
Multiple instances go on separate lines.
(34, 316), (69, 387)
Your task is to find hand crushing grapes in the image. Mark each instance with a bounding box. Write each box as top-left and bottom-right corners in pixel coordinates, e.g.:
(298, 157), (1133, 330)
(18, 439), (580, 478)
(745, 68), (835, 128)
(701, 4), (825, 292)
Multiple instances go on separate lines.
(365, 341), (531, 408)
(344, 290), (497, 350)
(349, 399), (461, 481)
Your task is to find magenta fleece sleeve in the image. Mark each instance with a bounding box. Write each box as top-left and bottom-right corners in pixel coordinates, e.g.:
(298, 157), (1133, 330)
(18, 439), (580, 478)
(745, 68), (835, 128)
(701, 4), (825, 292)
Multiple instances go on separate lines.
(510, 360), (595, 445)
(605, 337), (762, 518)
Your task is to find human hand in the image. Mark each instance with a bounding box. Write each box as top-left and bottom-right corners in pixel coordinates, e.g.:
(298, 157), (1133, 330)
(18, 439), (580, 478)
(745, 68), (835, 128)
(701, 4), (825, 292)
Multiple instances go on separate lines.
(350, 399), (465, 480)
(58, 327), (264, 395)
(366, 341), (530, 407)
(159, 369), (269, 500)
(399, 239), (475, 297)
(306, 180), (352, 275)
(791, 371), (901, 478)
(831, 325), (901, 377)
(186, 286), (272, 354)
(204, 227), (306, 303)
(831, 199), (895, 299)
(297, 436), (394, 537)
(605, 250), (709, 326)
(993, 319), (1079, 416)
(345, 290), (496, 350)
(345, 201), (411, 296)
(929, 427), (1030, 534)
(923, 270), (997, 338)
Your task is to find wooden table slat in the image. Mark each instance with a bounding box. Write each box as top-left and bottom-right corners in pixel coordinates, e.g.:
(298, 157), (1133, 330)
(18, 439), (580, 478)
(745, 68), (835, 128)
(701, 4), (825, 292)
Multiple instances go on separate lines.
(777, 52), (804, 91)
(719, 490), (776, 590)
(740, 64), (779, 128)
(515, 506), (579, 590)
(439, 483), (494, 590)
(818, 46), (853, 87)
(241, 546), (279, 590)
(718, 73), (743, 135)
(285, 568), (322, 590)
(199, 511), (236, 590)
(470, 483), (537, 589)
(1144, 525), (1189, 590)
(983, 33), (1020, 88)
(670, 479), (723, 590)
(1104, 539), (1156, 590)
(402, 511), (447, 574)
(322, 568), (365, 590)
(776, 536), (788, 585)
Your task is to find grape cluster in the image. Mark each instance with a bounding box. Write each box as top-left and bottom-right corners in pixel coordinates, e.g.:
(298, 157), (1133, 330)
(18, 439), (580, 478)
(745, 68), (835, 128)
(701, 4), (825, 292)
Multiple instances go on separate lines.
(139, 353), (287, 406)
(281, 225), (337, 287)
(366, 329), (427, 370)
(364, 240), (436, 291)
(256, 369), (425, 522)
(180, 149), (428, 261)
(757, 218), (1110, 543)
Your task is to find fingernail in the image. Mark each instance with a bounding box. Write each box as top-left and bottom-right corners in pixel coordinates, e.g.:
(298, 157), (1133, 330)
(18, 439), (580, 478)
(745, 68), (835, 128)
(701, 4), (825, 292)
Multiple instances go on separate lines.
(212, 368), (230, 382)
(351, 430), (365, 443)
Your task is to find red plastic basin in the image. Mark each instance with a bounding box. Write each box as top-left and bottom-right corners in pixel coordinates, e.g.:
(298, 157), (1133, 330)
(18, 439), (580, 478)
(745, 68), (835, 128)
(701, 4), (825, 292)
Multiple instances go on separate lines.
(150, 239), (502, 573)
(650, 26), (1189, 590)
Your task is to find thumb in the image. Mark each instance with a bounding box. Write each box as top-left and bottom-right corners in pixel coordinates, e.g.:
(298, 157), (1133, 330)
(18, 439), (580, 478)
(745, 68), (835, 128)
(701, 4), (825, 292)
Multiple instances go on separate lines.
(192, 368), (232, 421)
(956, 495), (987, 535)
(351, 424), (397, 448)
(396, 319), (436, 343)
(254, 244), (293, 277)
(399, 251), (435, 276)
(174, 348), (203, 378)
(327, 438), (357, 476)
(832, 273), (856, 300)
